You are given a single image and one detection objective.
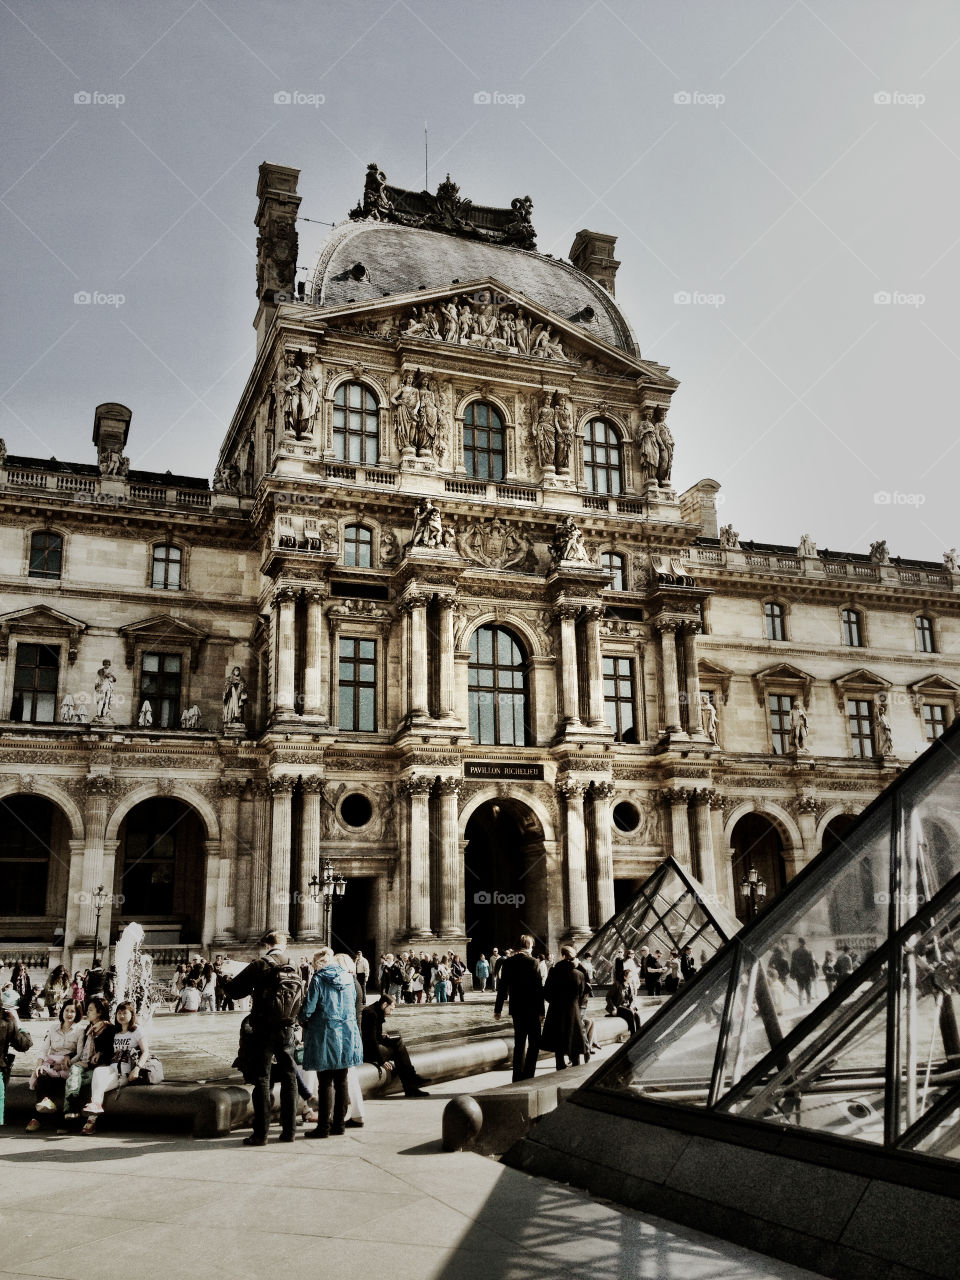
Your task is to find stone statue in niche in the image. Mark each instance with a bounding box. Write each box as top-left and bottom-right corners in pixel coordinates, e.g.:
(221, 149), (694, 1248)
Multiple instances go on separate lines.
(277, 352), (321, 439)
(532, 392), (557, 471)
(380, 529), (401, 565)
(391, 370), (420, 452)
(876, 695), (894, 755)
(654, 407), (674, 485)
(550, 514), (590, 566)
(222, 667), (248, 727)
(411, 498), (444, 549)
(416, 377), (441, 458)
(553, 392), (574, 471)
(637, 406), (660, 486)
(702, 694), (720, 745)
(99, 448), (129, 478)
(213, 461), (241, 494)
(93, 660), (117, 720)
(790, 700), (810, 753)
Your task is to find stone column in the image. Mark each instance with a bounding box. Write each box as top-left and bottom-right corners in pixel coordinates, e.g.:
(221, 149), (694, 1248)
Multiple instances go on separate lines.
(267, 775), (295, 931)
(557, 777), (590, 938)
(273, 586), (297, 717)
(247, 781), (271, 939)
(691, 788), (719, 897)
(63, 837), (86, 956)
(657, 620), (683, 734)
(214, 779), (244, 941)
(662, 787), (692, 870)
(590, 780), (616, 927)
(302, 587), (328, 721)
(401, 594), (430, 722)
(555, 605), (582, 727)
(435, 776), (463, 936)
(794, 795), (820, 874)
(77, 777), (116, 941)
(299, 777), (325, 939)
(436, 595), (458, 720)
(683, 621), (704, 736)
(402, 776), (434, 937)
(201, 839), (222, 949)
(584, 606), (605, 728)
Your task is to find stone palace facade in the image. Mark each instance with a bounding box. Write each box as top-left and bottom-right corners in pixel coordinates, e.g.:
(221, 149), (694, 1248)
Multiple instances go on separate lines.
(3, 161), (960, 971)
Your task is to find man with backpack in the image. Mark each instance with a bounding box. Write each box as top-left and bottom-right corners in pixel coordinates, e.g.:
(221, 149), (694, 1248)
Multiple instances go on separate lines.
(225, 931), (303, 1145)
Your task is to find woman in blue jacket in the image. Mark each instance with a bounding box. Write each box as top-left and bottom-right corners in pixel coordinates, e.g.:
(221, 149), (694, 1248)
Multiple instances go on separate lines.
(302, 947), (362, 1138)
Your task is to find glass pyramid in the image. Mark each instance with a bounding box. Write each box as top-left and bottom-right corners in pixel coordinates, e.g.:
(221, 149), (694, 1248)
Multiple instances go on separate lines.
(578, 856), (741, 986)
(588, 721), (960, 1162)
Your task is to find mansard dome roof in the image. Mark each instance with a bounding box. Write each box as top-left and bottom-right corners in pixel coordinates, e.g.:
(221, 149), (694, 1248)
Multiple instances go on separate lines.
(311, 220), (640, 356)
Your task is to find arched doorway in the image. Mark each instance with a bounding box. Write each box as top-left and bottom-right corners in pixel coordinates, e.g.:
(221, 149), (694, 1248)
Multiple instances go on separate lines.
(821, 813), (857, 856)
(0, 794), (71, 940)
(115, 798), (205, 944)
(730, 812), (788, 923)
(463, 798), (548, 966)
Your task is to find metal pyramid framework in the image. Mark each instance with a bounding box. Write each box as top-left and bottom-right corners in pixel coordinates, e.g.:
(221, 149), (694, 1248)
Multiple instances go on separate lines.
(586, 720), (960, 1162)
(578, 856), (741, 986)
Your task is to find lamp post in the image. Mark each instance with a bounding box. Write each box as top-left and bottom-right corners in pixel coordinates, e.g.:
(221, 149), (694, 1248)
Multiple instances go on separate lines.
(308, 860), (346, 947)
(92, 884), (108, 965)
(739, 865), (767, 922)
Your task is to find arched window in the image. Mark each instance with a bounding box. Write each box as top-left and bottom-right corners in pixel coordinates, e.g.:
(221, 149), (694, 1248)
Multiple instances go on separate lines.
(468, 626), (528, 745)
(463, 402), (505, 481)
(601, 551), (625, 590)
(583, 418), (622, 495)
(28, 531), (63, 580)
(764, 601), (786, 641)
(152, 544), (182, 590)
(344, 524), (373, 568)
(841, 607), (864, 647)
(333, 382), (379, 464)
(915, 615), (935, 653)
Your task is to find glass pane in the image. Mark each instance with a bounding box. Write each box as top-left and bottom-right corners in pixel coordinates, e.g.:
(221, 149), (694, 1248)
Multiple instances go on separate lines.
(358, 686), (375, 731)
(339, 690), (355, 731)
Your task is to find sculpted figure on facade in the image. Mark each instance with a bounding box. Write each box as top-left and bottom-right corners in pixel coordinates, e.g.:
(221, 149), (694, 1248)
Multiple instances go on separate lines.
(877, 695), (894, 755)
(441, 297), (460, 342)
(702, 694), (720, 745)
(99, 447), (129, 477)
(223, 666), (248, 726)
(391, 371), (420, 452)
(790, 700), (810, 752)
(213, 461), (241, 494)
(411, 497), (444, 549)
(138, 701), (153, 727)
(380, 528), (401, 565)
(637, 406), (659, 485)
(180, 704), (203, 730)
(553, 392), (574, 470)
(869, 539), (890, 564)
(719, 524), (740, 549)
(94, 660), (117, 720)
(351, 162), (394, 221)
(798, 533), (817, 557)
(654, 407), (674, 484)
(550, 514), (590, 566)
(277, 352), (321, 439)
(532, 392), (557, 470)
(944, 547), (959, 573)
(416, 376), (441, 457)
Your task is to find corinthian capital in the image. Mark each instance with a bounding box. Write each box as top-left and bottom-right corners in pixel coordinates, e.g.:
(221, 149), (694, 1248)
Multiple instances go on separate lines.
(660, 786), (691, 806)
(436, 776), (463, 798)
(557, 776), (588, 801)
(591, 780), (616, 799)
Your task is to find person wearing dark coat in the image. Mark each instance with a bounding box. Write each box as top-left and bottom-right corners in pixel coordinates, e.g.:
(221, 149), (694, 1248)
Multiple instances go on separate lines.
(0, 989), (33, 1123)
(360, 997), (429, 1096)
(10, 963), (33, 1019)
(494, 935), (545, 1081)
(542, 947), (589, 1069)
(224, 930), (300, 1146)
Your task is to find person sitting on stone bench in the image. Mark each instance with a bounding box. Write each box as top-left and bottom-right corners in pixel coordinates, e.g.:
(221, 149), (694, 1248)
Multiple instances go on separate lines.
(360, 995), (429, 1097)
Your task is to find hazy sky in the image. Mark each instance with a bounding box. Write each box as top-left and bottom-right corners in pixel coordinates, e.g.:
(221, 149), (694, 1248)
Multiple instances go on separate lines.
(3, 1), (959, 560)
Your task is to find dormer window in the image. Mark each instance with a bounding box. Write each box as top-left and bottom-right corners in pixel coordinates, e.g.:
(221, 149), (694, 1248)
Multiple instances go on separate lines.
(583, 419), (622, 495)
(152, 544), (182, 591)
(28, 531), (63, 581)
(344, 524), (373, 568)
(333, 382), (379, 464)
(463, 402), (505, 481)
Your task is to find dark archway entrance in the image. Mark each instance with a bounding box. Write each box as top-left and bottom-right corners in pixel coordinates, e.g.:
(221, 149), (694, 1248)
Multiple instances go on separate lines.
(822, 813), (857, 856)
(463, 798), (547, 967)
(327, 876), (376, 963)
(116, 798), (205, 944)
(0, 794), (71, 940)
(730, 812), (788, 923)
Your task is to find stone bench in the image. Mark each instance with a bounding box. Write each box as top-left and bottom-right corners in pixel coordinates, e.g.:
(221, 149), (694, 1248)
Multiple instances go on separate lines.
(4, 1079), (252, 1139)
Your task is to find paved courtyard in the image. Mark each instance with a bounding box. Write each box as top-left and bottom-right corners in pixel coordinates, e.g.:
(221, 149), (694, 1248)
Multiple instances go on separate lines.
(1, 1001), (829, 1280)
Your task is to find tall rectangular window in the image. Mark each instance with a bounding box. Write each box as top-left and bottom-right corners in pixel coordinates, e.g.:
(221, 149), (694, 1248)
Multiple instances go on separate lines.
(922, 703), (948, 741)
(339, 637), (377, 731)
(152, 544), (182, 590)
(915, 616), (935, 653)
(768, 693), (793, 755)
(28, 531), (63, 580)
(848, 698), (875, 757)
(603, 656), (636, 742)
(139, 653), (182, 728)
(11, 643), (59, 723)
(601, 552), (625, 591)
(764, 601), (786, 641)
(841, 608), (863, 647)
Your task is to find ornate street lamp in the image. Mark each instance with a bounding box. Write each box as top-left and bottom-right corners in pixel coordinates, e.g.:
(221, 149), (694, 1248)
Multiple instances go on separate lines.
(308, 860), (346, 946)
(92, 884), (108, 965)
(739, 865), (767, 921)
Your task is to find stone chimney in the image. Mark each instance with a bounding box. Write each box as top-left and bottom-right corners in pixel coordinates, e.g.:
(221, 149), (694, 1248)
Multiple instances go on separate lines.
(569, 230), (620, 295)
(254, 162), (301, 350)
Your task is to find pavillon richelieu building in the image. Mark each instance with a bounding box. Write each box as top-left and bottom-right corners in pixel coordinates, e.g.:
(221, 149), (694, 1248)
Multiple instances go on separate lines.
(3, 161), (960, 972)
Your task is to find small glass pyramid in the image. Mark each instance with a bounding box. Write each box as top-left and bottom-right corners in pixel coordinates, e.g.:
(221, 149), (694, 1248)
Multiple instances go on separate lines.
(588, 722), (960, 1161)
(578, 857), (741, 987)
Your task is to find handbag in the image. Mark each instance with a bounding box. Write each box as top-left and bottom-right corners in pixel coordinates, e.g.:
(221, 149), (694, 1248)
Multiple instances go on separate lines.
(130, 1056), (164, 1084)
